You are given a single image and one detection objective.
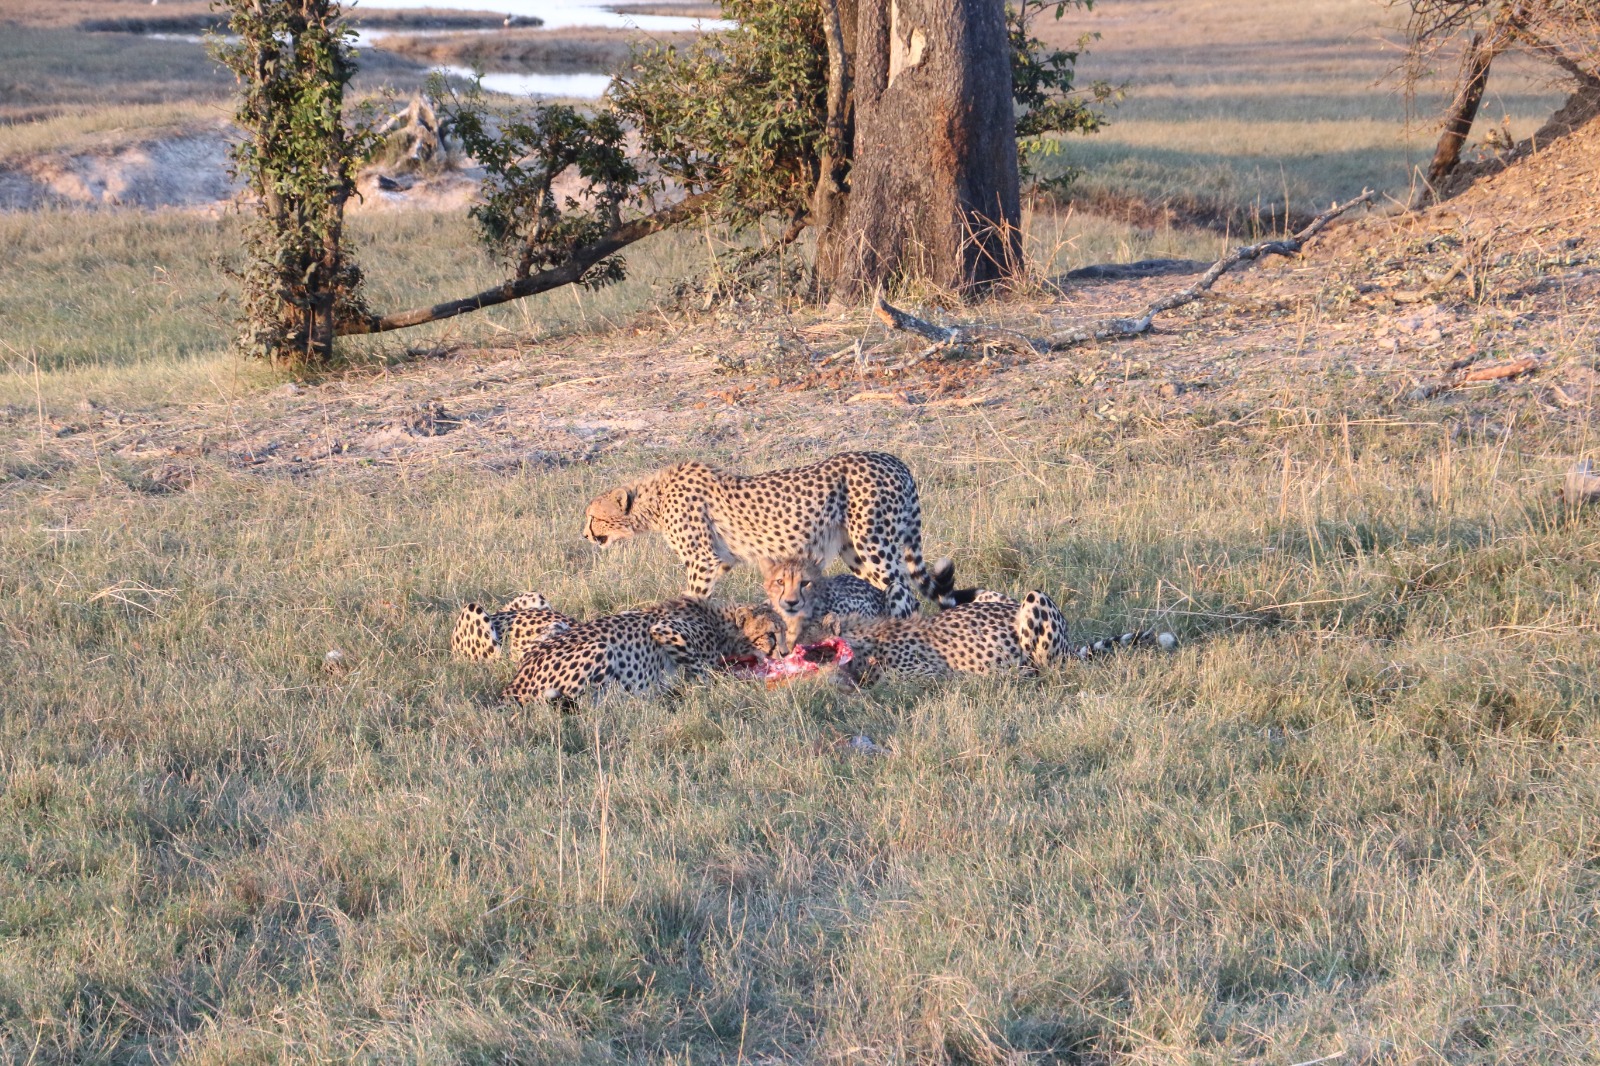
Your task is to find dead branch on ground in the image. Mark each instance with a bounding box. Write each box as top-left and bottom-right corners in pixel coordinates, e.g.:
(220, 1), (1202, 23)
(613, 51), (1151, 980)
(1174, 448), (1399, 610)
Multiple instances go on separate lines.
(875, 191), (1376, 360)
(1405, 354), (1543, 400)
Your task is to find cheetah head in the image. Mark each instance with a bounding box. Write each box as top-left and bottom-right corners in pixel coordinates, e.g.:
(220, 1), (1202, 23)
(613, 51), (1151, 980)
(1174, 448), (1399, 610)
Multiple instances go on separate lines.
(759, 558), (820, 653)
(583, 486), (645, 546)
(731, 602), (785, 659)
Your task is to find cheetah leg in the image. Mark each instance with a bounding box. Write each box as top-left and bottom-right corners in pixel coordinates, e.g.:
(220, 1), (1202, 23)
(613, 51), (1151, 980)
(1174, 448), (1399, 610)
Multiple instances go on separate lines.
(683, 557), (727, 598)
(843, 540), (919, 620)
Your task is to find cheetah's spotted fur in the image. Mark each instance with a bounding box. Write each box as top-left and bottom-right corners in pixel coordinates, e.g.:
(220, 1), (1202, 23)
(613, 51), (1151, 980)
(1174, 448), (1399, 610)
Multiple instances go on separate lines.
(584, 452), (956, 626)
(501, 597), (783, 706)
(759, 556), (957, 650)
(451, 592), (575, 663)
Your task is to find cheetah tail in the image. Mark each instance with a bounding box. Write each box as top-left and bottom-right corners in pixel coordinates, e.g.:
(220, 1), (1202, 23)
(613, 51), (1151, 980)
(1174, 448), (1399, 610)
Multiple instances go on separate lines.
(913, 555), (961, 608)
(1074, 628), (1179, 660)
(450, 603), (500, 662)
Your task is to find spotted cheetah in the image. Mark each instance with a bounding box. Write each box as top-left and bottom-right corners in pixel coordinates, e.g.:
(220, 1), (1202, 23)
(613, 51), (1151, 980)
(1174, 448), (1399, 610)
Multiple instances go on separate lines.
(451, 592), (575, 663)
(758, 557), (892, 651)
(501, 597), (783, 706)
(831, 591), (1073, 680)
(583, 452), (957, 626)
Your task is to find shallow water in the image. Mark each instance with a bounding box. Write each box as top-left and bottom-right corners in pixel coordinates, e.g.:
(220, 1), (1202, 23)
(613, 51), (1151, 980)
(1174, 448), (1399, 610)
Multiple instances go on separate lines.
(153, 2), (727, 99)
(433, 66), (615, 99)
(361, 0), (730, 33)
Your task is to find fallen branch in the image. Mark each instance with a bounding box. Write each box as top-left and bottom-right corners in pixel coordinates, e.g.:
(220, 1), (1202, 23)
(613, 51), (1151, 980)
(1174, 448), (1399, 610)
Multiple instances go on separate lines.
(338, 192), (712, 336)
(1043, 190), (1376, 350)
(1405, 354), (1543, 400)
(874, 190), (1375, 356)
(872, 300), (1044, 354)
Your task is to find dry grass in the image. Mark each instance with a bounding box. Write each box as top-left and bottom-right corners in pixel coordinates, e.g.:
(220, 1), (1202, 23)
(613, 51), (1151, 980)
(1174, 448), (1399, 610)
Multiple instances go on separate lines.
(1, 369), (1597, 1063)
(1033, 0), (1572, 229)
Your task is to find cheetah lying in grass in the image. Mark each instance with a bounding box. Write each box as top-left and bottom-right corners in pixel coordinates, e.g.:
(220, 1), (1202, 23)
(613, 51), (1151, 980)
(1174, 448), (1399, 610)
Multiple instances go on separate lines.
(823, 587), (1175, 682)
(502, 597), (783, 706)
(452, 593), (783, 705)
(450, 592), (576, 663)
(830, 590), (1075, 680)
(583, 451), (957, 635)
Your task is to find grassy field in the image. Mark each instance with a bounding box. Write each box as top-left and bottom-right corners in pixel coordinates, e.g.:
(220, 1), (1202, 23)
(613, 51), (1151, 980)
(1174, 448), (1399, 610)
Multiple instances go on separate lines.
(4, 0), (1600, 1062)
(2, 400), (1597, 1063)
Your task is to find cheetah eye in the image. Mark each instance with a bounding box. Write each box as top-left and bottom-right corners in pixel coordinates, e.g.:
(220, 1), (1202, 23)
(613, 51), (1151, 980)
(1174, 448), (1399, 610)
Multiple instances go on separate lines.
(800, 580), (814, 589)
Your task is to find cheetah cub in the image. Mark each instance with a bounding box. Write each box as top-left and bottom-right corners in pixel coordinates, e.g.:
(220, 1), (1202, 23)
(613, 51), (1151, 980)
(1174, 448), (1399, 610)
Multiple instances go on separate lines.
(583, 451), (957, 625)
(758, 556), (967, 651)
(830, 591), (1073, 680)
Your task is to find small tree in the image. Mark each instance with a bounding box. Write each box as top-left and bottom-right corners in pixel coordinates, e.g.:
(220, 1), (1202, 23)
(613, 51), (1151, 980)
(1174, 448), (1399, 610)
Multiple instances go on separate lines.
(215, 0), (371, 368)
(1398, 0), (1600, 197)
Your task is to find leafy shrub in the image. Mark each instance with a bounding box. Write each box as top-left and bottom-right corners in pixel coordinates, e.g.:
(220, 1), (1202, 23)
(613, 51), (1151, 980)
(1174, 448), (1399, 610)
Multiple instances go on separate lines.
(213, 0), (373, 366)
(609, 0), (827, 228)
(437, 82), (641, 286)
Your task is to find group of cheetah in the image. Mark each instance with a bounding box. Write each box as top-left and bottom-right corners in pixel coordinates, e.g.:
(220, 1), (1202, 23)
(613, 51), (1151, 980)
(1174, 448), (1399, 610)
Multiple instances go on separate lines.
(452, 450), (1168, 705)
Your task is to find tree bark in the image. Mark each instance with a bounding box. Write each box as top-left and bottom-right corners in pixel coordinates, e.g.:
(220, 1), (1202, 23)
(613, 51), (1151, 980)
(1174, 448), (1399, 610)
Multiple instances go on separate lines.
(811, 0), (858, 291)
(824, 0), (1021, 301)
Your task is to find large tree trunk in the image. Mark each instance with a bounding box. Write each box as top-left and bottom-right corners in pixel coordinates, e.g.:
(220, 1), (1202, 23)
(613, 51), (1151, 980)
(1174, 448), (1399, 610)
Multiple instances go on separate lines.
(823, 0), (1021, 301)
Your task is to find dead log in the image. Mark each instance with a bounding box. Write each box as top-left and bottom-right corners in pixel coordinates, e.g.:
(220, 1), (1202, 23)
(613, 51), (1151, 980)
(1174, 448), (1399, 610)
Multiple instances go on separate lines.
(874, 190), (1375, 357)
(1457, 355), (1540, 383)
(337, 193), (712, 336)
(1405, 354), (1543, 401)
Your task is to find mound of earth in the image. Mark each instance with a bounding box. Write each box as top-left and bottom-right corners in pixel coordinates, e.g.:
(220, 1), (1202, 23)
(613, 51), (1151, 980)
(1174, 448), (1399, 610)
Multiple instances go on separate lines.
(0, 127), (237, 211)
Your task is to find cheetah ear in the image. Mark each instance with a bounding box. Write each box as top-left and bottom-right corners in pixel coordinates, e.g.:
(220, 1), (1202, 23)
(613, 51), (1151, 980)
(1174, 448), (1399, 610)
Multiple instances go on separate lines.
(613, 488), (635, 514)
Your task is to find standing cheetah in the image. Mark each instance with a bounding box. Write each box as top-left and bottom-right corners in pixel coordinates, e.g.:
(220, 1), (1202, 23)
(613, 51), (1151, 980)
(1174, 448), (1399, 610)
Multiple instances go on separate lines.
(583, 452), (956, 627)
(831, 591), (1073, 680)
(501, 597), (783, 706)
(451, 592), (576, 663)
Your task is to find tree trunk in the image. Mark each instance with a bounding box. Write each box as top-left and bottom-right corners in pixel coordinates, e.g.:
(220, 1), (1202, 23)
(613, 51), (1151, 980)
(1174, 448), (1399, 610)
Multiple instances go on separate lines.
(1424, 30), (1495, 193)
(811, 0), (858, 292)
(823, 0), (1021, 301)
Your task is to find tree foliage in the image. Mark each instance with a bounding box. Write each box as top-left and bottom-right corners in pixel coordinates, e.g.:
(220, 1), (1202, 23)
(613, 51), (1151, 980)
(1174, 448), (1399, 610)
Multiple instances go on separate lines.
(609, 0), (828, 228)
(213, 0), (372, 367)
(438, 84), (641, 288)
(610, 0), (1110, 229)
(1009, 0), (1120, 189)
